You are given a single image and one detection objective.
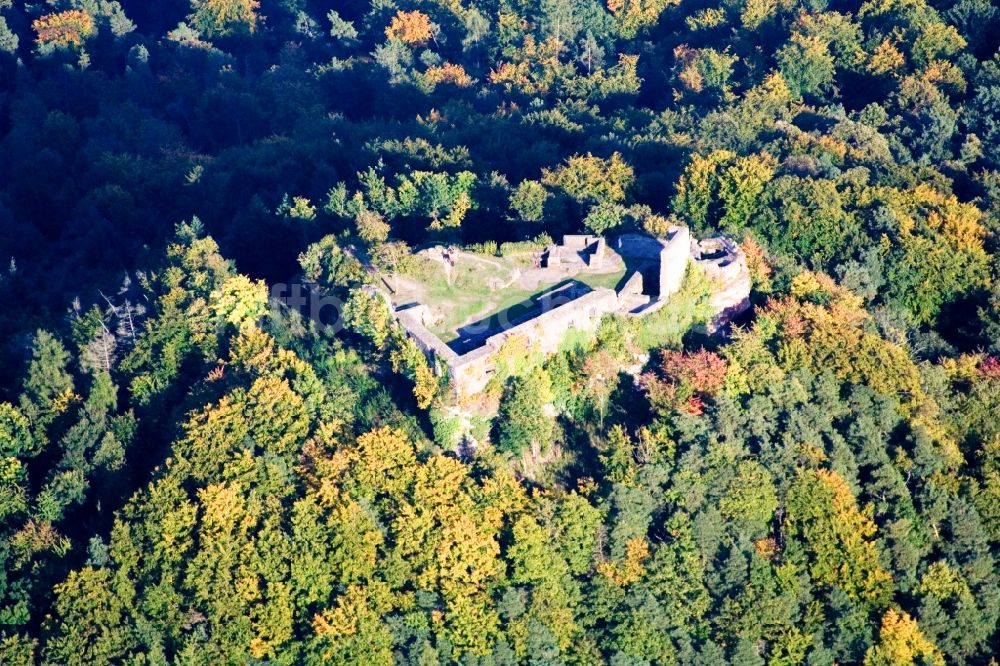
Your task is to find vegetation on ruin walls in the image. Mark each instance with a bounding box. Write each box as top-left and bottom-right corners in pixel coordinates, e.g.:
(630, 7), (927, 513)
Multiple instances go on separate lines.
(632, 266), (716, 351)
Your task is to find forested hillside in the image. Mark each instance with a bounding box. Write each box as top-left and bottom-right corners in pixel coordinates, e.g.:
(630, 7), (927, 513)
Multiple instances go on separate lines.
(1, 0), (1000, 663)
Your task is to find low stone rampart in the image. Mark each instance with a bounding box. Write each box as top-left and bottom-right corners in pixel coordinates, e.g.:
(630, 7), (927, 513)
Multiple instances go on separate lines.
(619, 270), (644, 297)
(396, 305), (461, 366)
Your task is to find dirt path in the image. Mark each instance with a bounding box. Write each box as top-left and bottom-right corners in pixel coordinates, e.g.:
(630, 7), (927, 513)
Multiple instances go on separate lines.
(455, 251), (504, 270)
(424, 253), (453, 285)
(389, 274), (430, 304)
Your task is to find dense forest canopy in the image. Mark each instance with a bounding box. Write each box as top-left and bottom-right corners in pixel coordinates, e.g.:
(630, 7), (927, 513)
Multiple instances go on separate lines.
(1, 0), (1000, 663)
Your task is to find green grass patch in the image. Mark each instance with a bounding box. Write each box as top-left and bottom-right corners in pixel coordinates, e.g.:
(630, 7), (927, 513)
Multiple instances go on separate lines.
(559, 326), (597, 355)
(575, 265), (629, 291)
(632, 266), (715, 351)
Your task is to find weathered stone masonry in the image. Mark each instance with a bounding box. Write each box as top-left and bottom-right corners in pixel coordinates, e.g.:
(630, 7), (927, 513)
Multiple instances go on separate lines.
(398, 287), (621, 397)
(392, 229), (750, 398)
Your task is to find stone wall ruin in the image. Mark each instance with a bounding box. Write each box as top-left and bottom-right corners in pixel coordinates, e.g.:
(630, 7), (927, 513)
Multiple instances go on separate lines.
(543, 234), (606, 269)
(392, 228), (751, 398)
(692, 237), (752, 333)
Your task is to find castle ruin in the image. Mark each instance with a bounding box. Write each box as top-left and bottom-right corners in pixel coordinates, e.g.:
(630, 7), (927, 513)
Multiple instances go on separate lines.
(392, 228), (750, 398)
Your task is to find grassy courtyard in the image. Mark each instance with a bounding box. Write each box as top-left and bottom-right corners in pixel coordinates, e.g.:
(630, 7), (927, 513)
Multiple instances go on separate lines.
(390, 248), (627, 346)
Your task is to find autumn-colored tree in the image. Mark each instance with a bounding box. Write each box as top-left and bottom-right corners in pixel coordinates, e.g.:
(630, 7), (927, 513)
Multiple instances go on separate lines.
(389, 334), (438, 409)
(785, 468), (893, 605)
(672, 45), (738, 100)
(210, 274), (269, 331)
(542, 152), (634, 206)
(672, 151), (776, 233)
(278, 195), (317, 221)
(355, 209), (390, 245)
(311, 583), (395, 664)
(0, 403), (33, 459)
(741, 235), (774, 292)
(880, 184), (990, 325)
(659, 349), (728, 395)
(864, 609), (944, 666)
(385, 10), (433, 45)
(42, 568), (138, 665)
(641, 348), (727, 413)
(33, 11), (96, 49)
(423, 63), (474, 88)
(411, 360), (438, 409)
(607, 0), (680, 37)
(189, 0), (260, 37)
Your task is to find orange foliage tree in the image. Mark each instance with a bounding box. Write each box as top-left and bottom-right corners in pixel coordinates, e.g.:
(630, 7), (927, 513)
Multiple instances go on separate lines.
(33, 11), (96, 49)
(424, 63), (474, 88)
(641, 348), (728, 413)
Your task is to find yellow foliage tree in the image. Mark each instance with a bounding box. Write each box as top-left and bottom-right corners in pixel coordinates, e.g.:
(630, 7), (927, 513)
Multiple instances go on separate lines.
(412, 360), (438, 410)
(741, 0), (778, 29)
(33, 11), (96, 49)
(424, 63), (474, 88)
(868, 39), (905, 75)
(864, 609), (944, 666)
(352, 427), (418, 499)
(596, 536), (650, 586)
(879, 184), (990, 325)
(385, 10), (434, 45)
(786, 468), (893, 604)
(210, 274), (269, 331)
(607, 0), (680, 37)
(488, 36), (571, 96)
(541, 152), (635, 205)
(189, 0), (260, 37)
(312, 583), (395, 664)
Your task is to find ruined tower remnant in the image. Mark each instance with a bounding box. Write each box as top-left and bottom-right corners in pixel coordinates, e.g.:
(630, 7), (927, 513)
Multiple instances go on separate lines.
(659, 226), (690, 297)
(614, 225), (690, 300)
(692, 237), (752, 333)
